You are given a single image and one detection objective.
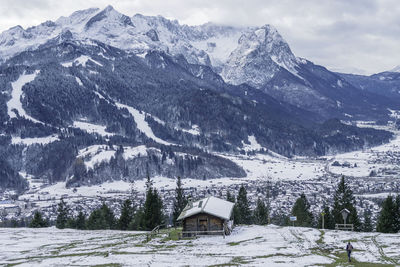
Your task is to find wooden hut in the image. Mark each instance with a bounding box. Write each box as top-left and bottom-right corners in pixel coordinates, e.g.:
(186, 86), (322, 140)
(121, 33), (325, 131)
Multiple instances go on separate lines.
(177, 196), (234, 237)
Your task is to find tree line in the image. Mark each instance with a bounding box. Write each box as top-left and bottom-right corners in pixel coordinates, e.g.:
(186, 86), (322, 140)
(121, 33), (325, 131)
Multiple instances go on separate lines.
(26, 175), (400, 233)
(224, 176), (399, 233)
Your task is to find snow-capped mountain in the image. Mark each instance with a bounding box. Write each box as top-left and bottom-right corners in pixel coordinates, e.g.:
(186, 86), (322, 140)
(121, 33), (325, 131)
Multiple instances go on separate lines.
(0, 6), (397, 191)
(390, 65), (400, 73)
(1, 5), (396, 120)
(221, 24), (301, 87)
(0, 5), (236, 68)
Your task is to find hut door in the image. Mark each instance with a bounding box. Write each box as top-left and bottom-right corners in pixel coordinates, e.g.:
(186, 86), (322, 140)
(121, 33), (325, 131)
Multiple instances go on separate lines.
(198, 216), (208, 232)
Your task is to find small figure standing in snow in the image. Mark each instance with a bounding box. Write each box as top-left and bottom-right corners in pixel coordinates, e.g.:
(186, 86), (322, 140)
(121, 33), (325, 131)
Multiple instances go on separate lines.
(346, 242), (353, 262)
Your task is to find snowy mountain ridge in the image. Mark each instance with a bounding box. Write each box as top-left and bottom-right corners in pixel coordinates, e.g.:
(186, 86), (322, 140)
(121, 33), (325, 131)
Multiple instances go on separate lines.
(390, 65), (400, 73)
(0, 5), (293, 77)
(2, 5), (396, 120)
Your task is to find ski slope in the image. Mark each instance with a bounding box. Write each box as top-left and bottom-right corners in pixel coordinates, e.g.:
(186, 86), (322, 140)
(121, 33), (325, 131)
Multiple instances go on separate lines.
(7, 70), (42, 123)
(0, 225), (398, 266)
(116, 102), (174, 145)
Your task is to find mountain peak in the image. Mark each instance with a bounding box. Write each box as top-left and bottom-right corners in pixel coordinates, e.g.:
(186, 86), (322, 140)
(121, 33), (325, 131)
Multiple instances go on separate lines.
(84, 5), (134, 30)
(390, 65), (400, 73)
(103, 5), (115, 12)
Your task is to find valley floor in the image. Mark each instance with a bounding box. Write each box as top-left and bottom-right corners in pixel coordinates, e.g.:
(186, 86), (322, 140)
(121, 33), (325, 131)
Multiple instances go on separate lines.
(0, 225), (399, 266)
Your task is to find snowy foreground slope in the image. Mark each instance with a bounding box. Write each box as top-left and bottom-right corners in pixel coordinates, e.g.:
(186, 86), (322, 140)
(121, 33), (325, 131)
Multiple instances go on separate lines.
(0, 225), (399, 266)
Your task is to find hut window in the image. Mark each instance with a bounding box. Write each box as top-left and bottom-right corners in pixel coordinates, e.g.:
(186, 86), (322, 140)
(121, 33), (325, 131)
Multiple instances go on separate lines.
(198, 201), (203, 208)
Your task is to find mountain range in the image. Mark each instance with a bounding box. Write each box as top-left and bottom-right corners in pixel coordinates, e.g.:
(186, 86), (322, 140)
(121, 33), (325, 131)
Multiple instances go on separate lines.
(0, 6), (398, 192)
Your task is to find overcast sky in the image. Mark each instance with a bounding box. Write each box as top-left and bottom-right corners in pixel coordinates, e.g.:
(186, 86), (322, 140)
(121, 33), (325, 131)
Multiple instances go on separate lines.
(0, 0), (399, 74)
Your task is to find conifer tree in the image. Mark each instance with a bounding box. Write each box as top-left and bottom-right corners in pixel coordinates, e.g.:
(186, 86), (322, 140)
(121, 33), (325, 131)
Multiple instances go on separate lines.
(118, 199), (134, 230)
(75, 211), (86, 230)
(236, 185), (252, 224)
(291, 193), (313, 227)
(143, 176), (164, 230)
(376, 195), (397, 233)
(56, 199), (69, 229)
(394, 195), (400, 232)
(318, 206), (335, 229)
(226, 191), (235, 203)
(87, 209), (106, 230)
(332, 176), (361, 231)
(253, 198), (269, 225)
(362, 209), (373, 232)
(226, 191), (240, 223)
(172, 176), (187, 226)
(29, 210), (48, 228)
(129, 206), (145, 230)
(87, 203), (115, 230)
(100, 203), (115, 229)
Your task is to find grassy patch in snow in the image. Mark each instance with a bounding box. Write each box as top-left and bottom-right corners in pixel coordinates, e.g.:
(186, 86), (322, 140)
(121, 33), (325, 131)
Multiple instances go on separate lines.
(316, 230), (325, 244)
(208, 256), (253, 266)
(160, 227), (182, 241)
(318, 251), (396, 267)
(227, 236), (263, 246)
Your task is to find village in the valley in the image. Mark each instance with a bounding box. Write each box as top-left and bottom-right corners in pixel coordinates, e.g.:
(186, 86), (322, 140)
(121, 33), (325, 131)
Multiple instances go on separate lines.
(2, 122), (400, 225)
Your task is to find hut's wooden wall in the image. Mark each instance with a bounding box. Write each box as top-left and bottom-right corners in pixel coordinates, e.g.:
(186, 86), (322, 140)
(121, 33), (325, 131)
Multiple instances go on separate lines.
(183, 213), (224, 233)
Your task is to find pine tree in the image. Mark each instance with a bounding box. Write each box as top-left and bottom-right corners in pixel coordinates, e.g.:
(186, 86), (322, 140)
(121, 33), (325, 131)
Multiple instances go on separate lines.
(129, 206), (145, 230)
(226, 191), (235, 203)
(145, 175), (153, 190)
(87, 209), (106, 230)
(318, 206), (335, 229)
(75, 211), (86, 230)
(172, 176), (187, 226)
(291, 193), (313, 227)
(129, 180), (138, 209)
(227, 191), (239, 223)
(362, 209), (373, 232)
(87, 203), (115, 230)
(332, 176), (361, 231)
(394, 195), (400, 232)
(376, 195), (397, 233)
(56, 199), (69, 229)
(100, 203), (115, 229)
(253, 198), (268, 225)
(143, 176), (164, 230)
(236, 185), (252, 224)
(29, 210), (48, 228)
(118, 199), (134, 230)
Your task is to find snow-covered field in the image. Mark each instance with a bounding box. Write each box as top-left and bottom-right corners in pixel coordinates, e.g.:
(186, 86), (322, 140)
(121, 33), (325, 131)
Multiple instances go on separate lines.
(0, 225), (399, 266)
(328, 128), (400, 178)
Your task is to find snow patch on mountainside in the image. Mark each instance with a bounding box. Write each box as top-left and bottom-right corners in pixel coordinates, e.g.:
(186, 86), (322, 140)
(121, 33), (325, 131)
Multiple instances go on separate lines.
(115, 102), (173, 145)
(122, 145), (149, 160)
(11, 135), (58, 145)
(7, 70), (42, 123)
(191, 32), (243, 67)
(179, 124), (201, 136)
(242, 135), (263, 152)
(73, 121), (114, 137)
(61, 55), (103, 68)
(78, 145), (116, 169)
(75, 77), (83, 86)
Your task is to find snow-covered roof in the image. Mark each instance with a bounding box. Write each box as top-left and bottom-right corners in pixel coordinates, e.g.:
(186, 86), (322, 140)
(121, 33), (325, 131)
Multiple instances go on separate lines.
(177, 196), (234, 221)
